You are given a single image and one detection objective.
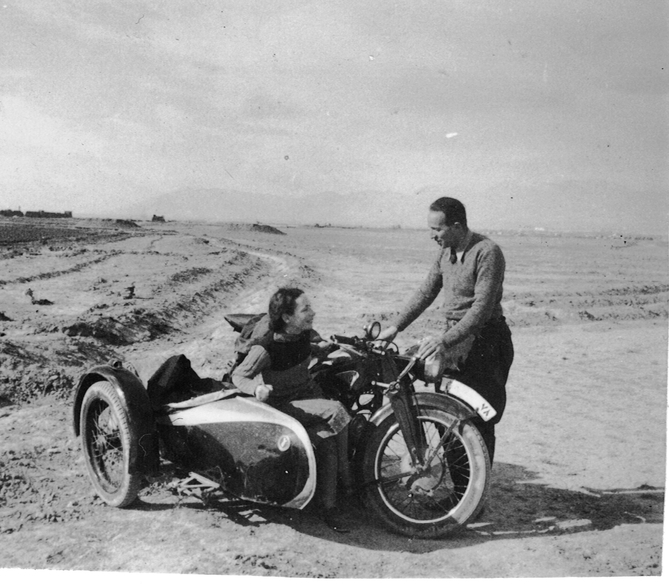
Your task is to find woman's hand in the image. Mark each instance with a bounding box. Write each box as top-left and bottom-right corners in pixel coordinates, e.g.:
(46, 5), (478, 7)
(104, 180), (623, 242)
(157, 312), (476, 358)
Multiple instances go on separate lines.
(316, 339), (335, 351)
(254, 384), (273, 402)
(312, 339), (336, 357)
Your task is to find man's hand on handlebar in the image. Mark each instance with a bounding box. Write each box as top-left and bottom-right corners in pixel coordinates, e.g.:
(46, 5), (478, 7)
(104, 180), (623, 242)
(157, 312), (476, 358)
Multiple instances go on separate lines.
(376, 325), (398, 342)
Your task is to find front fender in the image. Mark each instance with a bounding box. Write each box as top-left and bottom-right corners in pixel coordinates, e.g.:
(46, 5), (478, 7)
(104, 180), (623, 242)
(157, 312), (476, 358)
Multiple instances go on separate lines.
(368, 391), (477, 430)
(72, 363), (159, 475)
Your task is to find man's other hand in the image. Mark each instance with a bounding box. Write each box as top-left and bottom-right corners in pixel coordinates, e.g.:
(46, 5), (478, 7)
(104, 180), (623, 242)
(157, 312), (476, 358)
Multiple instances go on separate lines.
(417, 336), (445, 360)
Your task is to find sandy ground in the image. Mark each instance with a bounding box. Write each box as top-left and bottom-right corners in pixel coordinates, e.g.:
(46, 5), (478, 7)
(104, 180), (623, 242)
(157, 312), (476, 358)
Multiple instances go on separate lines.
(0, 217), (666, 579)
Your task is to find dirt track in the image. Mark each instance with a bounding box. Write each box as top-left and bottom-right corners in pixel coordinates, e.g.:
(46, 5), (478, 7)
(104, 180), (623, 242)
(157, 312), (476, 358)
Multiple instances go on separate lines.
(0, 218), (665, 578)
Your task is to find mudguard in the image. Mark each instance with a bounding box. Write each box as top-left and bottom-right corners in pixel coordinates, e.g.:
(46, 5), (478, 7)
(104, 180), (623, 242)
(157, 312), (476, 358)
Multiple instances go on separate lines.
(72, 363), (159, 476)
(368, 391), (478, 430)
(440, 378), (498, 422)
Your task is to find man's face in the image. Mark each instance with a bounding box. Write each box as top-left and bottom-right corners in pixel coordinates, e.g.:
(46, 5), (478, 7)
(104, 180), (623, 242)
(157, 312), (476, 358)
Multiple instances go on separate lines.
(428, 210), (462, 249)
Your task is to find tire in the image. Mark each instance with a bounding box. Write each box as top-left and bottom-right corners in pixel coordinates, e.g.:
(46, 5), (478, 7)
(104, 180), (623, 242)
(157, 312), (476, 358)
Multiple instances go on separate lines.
(360, 405), (490, 538)
(80, 381), (142, 507)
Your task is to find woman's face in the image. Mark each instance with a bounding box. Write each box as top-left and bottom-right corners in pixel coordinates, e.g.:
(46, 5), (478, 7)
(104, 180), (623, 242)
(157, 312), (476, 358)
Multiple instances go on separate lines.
(282, 294), (315, 334)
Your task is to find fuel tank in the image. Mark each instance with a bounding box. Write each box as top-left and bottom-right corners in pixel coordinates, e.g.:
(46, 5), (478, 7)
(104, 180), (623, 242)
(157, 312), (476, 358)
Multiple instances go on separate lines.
(156, 394), (316, 509)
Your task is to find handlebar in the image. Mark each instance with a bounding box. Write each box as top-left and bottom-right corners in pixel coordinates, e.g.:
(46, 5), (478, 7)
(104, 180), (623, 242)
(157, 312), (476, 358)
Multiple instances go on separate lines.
(331, 334), (396, 357)
(332, 334), (359, 346)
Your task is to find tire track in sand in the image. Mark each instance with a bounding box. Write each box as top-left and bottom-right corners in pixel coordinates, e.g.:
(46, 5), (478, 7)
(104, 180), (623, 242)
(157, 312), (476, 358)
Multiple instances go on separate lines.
(128, 238), (307, 381)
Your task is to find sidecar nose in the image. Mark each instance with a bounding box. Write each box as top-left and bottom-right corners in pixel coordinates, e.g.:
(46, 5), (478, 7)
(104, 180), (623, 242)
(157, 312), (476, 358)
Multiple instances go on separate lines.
(157, 396), (317, 509)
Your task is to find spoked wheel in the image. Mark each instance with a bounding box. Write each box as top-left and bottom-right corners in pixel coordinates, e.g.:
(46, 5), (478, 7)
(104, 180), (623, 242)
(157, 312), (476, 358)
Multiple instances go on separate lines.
(80, 381), (142, 507)
(361, 406), (490, 538)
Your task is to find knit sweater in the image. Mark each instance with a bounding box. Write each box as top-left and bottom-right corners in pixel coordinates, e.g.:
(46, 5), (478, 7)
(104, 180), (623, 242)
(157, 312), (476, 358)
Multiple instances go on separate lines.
(394, 232), (505, 347)
(231, 330), (324, 400)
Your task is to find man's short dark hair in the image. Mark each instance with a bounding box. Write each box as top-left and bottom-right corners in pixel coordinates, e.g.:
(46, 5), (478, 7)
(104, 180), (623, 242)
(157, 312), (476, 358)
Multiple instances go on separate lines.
(429, 197), (467, 228)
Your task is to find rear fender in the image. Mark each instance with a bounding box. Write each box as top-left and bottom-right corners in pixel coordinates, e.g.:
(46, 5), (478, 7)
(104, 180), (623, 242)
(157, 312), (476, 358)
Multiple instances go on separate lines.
(72, 363), (159, 475)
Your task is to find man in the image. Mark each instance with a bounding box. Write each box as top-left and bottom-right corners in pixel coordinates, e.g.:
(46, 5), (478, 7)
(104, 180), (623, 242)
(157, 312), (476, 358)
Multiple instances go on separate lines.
(377, 197), (514, 463)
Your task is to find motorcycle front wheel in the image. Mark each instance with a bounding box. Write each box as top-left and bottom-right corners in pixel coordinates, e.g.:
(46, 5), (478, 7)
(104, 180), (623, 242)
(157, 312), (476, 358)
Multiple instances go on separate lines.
(360, 406), (490, 539)
(80, 381), (142, 507)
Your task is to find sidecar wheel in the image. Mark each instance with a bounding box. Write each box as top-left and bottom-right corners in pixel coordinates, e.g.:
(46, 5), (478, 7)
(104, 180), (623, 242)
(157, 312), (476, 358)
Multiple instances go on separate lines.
(80, 381), (142, 507)
(360, 406), (490, 539)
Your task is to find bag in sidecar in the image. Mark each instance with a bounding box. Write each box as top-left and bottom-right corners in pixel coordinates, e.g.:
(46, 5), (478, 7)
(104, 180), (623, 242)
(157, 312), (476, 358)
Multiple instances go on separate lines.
(146, 353), (233, 410)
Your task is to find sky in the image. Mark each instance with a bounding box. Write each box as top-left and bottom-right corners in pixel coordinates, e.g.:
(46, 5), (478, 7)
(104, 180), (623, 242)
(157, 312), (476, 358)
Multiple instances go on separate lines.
(0, 0), (667, 233)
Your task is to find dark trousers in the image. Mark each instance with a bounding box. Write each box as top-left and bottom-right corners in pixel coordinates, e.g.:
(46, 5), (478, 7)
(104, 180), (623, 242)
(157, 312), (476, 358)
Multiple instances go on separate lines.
(457, 317), (514, 431)
(446, 318), (513, 492)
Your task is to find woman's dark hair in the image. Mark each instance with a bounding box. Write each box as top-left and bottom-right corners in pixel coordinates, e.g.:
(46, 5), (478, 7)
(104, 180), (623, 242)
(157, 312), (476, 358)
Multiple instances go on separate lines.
(268, 287), (305, 332)
(429, 197), (467, 228)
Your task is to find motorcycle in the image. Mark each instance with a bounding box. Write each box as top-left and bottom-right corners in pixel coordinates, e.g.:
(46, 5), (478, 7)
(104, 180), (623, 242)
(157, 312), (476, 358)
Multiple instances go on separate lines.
(72, 317), (495, 538)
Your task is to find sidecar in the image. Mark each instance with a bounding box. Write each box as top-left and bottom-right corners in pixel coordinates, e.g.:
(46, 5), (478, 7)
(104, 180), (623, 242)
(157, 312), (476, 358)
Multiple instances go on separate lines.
(72, 362), (317, 509)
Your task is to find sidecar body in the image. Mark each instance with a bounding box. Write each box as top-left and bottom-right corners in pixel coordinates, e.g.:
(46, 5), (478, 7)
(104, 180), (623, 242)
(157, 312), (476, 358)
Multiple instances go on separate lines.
(157, 392), (317, 508)
(72, 363), (317, 509)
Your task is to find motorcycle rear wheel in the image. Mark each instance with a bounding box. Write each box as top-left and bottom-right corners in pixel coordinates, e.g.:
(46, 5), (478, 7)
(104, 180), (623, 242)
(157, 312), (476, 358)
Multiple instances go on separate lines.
(80, 381), (142, 507)
(360, 406), (490, 538)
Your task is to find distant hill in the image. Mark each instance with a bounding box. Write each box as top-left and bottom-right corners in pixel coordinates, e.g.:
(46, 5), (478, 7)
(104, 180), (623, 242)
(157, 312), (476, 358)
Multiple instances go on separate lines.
(125, 189), (429, 228)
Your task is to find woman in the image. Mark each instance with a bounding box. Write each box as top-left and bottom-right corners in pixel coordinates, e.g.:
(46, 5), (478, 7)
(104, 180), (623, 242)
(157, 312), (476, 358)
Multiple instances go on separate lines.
(231, 287), (353, 532)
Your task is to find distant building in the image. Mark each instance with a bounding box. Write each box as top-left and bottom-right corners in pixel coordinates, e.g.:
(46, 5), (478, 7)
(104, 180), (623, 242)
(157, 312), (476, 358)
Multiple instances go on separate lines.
(0, 209), (24, 217)
(25, 210), (73, 218)
(152, 215), (166, 222)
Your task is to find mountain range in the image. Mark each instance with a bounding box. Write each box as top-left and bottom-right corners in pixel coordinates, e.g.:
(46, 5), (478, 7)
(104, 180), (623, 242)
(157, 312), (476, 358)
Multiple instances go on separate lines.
(124, 180), (666, 235)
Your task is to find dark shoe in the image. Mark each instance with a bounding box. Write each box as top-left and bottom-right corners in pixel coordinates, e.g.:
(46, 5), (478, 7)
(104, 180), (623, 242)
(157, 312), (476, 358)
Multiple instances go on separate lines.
(323, 507), (350, 533)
